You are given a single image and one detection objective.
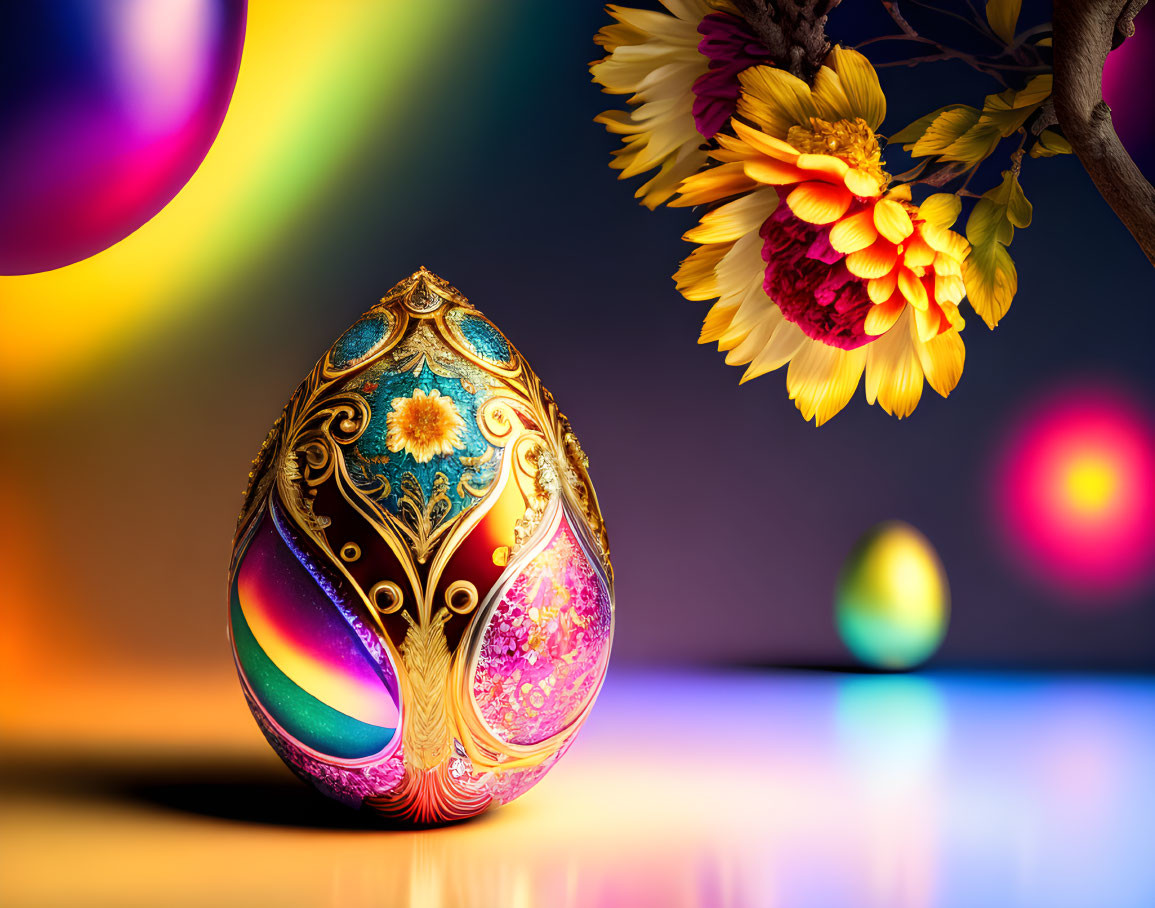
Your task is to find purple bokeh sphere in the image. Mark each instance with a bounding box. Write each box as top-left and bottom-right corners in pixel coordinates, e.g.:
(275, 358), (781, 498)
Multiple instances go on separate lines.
(1102, 6), (1154, 178)
(0, 1), (247, 275)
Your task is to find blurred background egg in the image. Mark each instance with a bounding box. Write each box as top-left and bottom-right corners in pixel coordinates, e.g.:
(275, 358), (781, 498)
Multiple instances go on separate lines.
(835, 521), (950, 670)
(0, 0), (246, 274)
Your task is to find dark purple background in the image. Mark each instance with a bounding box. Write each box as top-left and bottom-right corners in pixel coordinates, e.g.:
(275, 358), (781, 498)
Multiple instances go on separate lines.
(27, 1), (1150, 672)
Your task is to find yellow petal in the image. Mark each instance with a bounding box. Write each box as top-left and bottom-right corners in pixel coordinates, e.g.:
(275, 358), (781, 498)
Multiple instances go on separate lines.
(737, 65), (818, 136)
(867, 270), (898, 304)
(742, 318), (807, 381)
(873, 198), (914, 243)
(714, 131), (759, 160)
(922, 222), (969, 260)
(699, 300), (739, 345)
(846, 239), (898, 279)
(674, 241), (733, 300)
(725, 310), (779, 366)
(864, 294), (905, 335)
(673, 162), (759, 207)
(828, 209), (878, 254)
(683, 189), (779, 244)
(914, 301), (943, 343)
(934, 251), (962, 277)
(732, 120), (802, 162)
(796, 153), (850, 181)
(786, 340), (867, 426)
(886, 183), (913, 202)
(897, 266), (929, 310)
(828, 46), (886, 130)
(917, 192), (962, 228)
(865, 309), (924, 418)
(915, 325), (965, 398)
(744, 156), (811, 186)
(934, 271), (966, 305)
(809, 65), (854, 122)
(844, 167), (883, 198)
(786, 181), (853, 224)
(903, 234), (936, 268)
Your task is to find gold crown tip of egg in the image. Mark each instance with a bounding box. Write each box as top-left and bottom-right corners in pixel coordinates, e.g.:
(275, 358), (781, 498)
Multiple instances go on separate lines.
(380, 266), (470, 311)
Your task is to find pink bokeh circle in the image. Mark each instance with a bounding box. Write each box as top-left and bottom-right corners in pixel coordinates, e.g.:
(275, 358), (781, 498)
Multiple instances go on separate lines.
(994, 385), (1155, 604)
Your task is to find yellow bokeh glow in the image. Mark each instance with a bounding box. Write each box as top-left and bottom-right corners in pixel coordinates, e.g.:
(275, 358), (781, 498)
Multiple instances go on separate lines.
(1061, 451), (1121, 517)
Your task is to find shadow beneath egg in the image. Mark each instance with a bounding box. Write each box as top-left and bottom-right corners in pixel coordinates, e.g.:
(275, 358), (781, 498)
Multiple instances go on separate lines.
(1, 751), (495, 831)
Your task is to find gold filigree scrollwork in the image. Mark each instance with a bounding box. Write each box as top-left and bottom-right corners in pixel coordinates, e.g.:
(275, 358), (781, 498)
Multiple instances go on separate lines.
(369, 580), (404, 615)
(444, 580), (479, 615)
(396, 472), (453, 563)
(509, 436), (554, 551)
(457, 445), (496, 498)
(339, 542), (361, 562)
(399, 608), (453, 771)
(279, 393), (374, 537)
(476, 395), (519, 447)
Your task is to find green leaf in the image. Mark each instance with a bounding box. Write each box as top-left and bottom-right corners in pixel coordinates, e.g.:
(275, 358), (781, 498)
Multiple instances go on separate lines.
(964, 242), (1018, 328)
(986, 0), (1022, 44)
(966, 198), (1007, 247)
(1012, 75), (1053, 109)
(890, 105), (968, 145)
(984, 170), (1032, 228)
(919, 192), (963, 228)
(938, 121), (1003, 163)
(1029, 128), (1072, 157)
(962, 170), (1029, 327)
(909, 107), (982, 156)
(1006, 178), (1032, 228)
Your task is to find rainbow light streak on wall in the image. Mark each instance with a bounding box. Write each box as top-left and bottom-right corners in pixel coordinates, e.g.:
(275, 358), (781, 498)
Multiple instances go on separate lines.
(0, 1), (477, 407)
(995, 385), (1155, 602)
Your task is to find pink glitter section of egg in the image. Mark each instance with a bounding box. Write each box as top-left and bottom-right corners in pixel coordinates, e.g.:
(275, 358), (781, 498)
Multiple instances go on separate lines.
(473, 514), (613, 746)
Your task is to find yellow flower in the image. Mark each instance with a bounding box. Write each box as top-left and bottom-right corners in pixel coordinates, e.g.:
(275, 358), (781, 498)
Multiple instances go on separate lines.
(385, 388), (466, 463)
(590, 0), (717, 208)
(672, 46), (971, 424)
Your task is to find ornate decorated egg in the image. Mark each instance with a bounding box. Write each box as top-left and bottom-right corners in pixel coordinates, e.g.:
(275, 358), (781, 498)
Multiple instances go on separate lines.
(229, 268), (615, 824)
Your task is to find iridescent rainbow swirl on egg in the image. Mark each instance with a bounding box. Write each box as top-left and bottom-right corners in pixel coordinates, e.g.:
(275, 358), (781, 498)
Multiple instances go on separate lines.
(230, 512), (399, 760)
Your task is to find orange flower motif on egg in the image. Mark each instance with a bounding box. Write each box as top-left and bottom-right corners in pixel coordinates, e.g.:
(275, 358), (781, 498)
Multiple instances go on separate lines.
(384, 388), (466, 463)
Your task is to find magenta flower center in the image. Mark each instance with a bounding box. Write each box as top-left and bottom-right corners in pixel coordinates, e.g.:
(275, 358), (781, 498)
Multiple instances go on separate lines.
(692, 13), (772, 139)
(760, 203), (876, 350)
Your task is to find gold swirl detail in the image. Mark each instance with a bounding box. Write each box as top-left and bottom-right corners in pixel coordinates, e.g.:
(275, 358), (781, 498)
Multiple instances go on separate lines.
(444, 580), (479, 615)
(369, 580), (404, 615)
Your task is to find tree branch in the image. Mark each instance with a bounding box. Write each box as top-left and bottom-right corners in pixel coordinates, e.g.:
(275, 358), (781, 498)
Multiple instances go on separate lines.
(1052, 0), (1155, 266)
(731, 0), (842, 81)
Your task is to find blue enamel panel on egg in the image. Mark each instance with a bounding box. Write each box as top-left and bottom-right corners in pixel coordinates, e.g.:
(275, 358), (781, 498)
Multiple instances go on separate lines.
(448, 309), (512, 365)
(329, 312), (391, 371)
(343, 360), (502, 524)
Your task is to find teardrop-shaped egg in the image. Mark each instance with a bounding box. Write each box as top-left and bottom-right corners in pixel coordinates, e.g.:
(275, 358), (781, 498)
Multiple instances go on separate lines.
(228, 268), (614, 823)
(835, 521), (949, 670)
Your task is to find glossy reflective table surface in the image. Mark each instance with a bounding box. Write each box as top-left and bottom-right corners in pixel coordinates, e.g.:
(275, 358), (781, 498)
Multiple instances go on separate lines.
(3, 669), (1152, 907)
